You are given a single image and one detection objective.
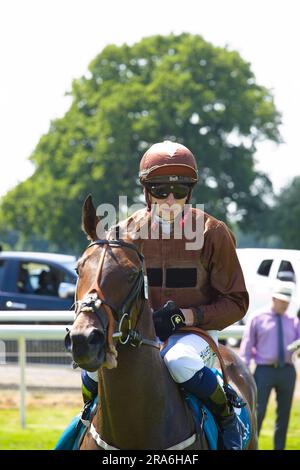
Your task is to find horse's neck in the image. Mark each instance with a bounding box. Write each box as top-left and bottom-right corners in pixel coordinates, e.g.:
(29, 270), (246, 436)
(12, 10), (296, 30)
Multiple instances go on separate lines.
(95, 307), (193, 449)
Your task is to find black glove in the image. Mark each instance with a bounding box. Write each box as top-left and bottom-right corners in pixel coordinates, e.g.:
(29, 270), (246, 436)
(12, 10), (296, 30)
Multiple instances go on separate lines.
(153, 300), (186, 342)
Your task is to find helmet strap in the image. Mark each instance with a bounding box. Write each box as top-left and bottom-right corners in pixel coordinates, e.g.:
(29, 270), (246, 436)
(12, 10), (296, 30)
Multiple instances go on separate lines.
(186, 187), (192, 204)
(144, 187), (152, 211)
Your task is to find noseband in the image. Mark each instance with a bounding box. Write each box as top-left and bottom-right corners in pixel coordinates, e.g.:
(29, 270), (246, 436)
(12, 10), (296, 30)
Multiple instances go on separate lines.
(73, 239), (160, 352)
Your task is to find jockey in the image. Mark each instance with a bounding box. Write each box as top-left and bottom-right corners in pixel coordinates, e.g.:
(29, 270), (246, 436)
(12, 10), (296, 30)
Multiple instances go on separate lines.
(80, 140), (249, 450)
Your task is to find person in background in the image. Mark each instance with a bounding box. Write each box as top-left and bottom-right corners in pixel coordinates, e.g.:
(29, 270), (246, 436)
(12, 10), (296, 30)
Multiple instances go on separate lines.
(240, 280), (300, 450)
(17, 266), (34, 294)
(35, 270), (56, 296)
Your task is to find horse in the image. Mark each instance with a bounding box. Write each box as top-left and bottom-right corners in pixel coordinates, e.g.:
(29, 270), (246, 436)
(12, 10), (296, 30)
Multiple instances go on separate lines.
(65, 196), (258, 450)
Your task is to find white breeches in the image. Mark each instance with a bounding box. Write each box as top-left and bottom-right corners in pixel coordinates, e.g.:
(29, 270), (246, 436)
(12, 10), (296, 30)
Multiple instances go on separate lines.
(162, 331), (218, 384)
(87, 370), (99, 382)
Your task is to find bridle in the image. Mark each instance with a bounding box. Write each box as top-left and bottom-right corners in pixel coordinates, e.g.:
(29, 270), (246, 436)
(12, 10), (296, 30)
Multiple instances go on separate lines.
(68, 239), (160, 359)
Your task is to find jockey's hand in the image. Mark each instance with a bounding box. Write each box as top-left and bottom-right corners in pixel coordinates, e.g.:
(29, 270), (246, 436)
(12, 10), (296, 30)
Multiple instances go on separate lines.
(153, 300), (186, 342)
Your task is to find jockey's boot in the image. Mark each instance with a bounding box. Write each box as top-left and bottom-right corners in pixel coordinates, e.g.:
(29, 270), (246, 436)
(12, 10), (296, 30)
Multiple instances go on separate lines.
(81, 370), (98, 403)
(181, 366), (243, 450)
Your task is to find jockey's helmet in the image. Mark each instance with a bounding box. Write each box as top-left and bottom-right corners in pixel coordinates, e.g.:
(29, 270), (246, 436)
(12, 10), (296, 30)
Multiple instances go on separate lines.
(139, 140), (198, 185)
(139, 141), (198, 208)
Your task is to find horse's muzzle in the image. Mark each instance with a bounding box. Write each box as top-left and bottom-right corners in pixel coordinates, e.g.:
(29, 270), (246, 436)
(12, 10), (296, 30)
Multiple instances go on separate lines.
(65, 327), (106, 371)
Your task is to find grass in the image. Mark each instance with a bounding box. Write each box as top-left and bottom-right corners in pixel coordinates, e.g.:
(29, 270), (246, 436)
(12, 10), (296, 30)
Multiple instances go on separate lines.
(0, 398), (299, 450)
(258, 396), (300, 450)
(0, 406), (79, 450)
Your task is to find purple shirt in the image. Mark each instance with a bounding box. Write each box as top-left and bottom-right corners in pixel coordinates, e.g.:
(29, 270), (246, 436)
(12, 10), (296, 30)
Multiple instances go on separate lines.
(240, 307), (300, 366)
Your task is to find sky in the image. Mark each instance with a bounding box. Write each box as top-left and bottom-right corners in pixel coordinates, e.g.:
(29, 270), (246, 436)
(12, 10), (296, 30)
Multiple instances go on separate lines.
(0, 0), (299, 197)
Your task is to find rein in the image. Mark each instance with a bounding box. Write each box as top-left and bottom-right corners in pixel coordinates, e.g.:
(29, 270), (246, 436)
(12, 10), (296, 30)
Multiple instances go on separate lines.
(73, 239), (160, 352)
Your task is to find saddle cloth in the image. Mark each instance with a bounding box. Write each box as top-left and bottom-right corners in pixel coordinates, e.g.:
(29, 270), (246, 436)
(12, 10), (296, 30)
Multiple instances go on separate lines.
(54, 399), (98, 450)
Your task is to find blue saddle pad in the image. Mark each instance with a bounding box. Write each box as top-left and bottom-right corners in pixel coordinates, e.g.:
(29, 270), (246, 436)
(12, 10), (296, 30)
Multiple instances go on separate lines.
(54, 414), (82, 450)
(54, 398), (98, 450)
(184, 368), (251, 450)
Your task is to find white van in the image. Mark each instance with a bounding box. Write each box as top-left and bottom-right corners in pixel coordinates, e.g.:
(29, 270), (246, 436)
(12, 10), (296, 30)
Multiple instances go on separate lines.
(236, 248), (300, 323)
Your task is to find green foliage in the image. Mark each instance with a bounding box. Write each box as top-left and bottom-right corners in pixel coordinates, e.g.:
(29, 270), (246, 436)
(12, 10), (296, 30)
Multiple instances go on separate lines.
(0, 33), (281, 253)
(269, 177), (300, 249)
(234, 224), (282, 249)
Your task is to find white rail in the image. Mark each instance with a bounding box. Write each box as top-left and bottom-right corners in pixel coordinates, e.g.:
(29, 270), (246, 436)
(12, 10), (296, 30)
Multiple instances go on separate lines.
(0, 324), (246, 340)
(0, 324), (68, 339)
(0, 324), (71, 428)
(0, 312), (245, 428)
(0, 311), (74, 322)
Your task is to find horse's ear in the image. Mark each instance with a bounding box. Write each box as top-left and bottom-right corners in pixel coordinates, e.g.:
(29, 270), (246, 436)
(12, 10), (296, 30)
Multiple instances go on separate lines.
(82, 194), (104, 241)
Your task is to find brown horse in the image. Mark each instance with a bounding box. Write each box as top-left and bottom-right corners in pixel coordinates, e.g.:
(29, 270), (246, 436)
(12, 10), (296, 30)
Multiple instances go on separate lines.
(66, 196), (257, 450)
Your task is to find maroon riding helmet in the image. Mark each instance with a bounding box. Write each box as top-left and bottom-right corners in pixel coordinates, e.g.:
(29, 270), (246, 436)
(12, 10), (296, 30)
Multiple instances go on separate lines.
(139, 141), (198, 210)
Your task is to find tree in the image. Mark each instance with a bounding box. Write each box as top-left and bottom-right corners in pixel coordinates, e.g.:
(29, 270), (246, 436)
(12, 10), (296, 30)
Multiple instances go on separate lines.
(270, 177), (300, 249)
(0, 33), (281, 254)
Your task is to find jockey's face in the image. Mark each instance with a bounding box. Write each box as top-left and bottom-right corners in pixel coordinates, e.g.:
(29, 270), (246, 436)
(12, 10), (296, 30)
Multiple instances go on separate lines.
(149, 192), (187, 221)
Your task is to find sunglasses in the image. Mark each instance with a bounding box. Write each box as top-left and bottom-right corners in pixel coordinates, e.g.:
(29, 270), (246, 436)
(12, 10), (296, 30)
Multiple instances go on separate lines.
(147, 183), (191, 200)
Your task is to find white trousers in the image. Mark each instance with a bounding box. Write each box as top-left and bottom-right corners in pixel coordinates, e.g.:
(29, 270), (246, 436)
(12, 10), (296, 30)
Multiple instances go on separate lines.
(162, 332), (218, 383)
(87, 370), (98, 382)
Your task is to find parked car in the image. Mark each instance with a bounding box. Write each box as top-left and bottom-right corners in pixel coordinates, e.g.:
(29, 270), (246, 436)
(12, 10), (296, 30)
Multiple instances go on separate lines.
(0, 251), (77, 313)
(237, 248), (300, 323)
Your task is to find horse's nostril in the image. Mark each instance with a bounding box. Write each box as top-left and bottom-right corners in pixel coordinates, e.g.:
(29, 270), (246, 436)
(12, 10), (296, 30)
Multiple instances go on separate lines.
(64, 330), (71, 352)
(88, 329), (105, 348)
